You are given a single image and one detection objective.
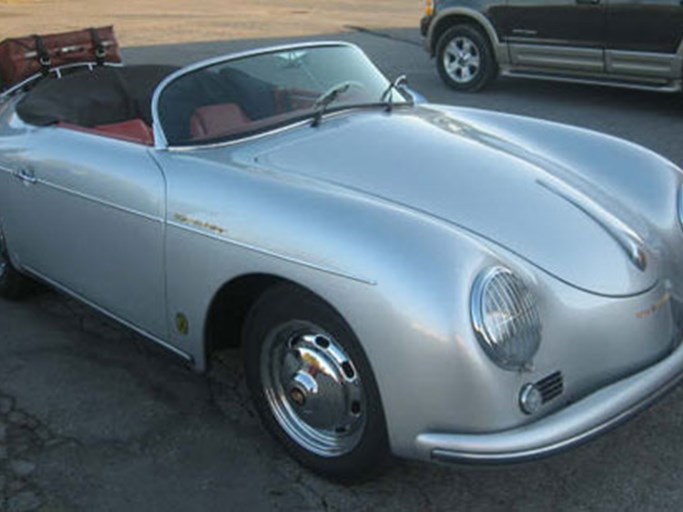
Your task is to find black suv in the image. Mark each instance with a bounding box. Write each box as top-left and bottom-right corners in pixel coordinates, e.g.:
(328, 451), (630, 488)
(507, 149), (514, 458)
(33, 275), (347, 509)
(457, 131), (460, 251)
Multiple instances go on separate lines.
(421, 0), (683, 93)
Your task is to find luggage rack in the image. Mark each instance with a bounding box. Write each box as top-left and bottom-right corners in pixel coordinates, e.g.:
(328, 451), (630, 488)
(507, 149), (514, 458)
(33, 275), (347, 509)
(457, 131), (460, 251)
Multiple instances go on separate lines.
(0, 61), (123, 102)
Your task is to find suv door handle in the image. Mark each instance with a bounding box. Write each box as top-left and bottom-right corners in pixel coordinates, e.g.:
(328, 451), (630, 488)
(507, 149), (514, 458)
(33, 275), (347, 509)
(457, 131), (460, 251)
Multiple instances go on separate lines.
(14, 167), (37, 185)
(576, 0), (600, 4)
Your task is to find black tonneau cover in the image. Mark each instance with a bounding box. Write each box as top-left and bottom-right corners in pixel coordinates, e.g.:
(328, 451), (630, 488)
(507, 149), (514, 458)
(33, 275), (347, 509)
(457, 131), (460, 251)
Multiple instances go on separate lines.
(16, 65), (178, 127)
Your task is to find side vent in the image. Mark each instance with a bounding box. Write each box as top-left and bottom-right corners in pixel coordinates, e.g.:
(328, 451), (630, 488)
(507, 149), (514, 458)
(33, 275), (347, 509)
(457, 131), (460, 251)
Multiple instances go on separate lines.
(536, 371), (564, 404)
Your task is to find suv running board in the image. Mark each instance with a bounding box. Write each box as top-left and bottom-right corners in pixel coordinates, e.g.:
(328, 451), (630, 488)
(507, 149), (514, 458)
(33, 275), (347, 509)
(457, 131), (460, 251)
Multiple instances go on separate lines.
(502, 70), (682, 93)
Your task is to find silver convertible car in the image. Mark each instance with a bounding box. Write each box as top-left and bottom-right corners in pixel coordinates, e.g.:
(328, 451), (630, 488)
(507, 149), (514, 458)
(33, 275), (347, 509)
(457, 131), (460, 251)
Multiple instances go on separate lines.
(1, 41), (683, 481)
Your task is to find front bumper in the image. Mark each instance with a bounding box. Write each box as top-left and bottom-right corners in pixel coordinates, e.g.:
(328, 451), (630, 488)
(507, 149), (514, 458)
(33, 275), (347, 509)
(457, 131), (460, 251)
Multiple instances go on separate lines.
(420, 15), (433, 38)
(416, 337), (683, 463)
(421, 15), (434, 53)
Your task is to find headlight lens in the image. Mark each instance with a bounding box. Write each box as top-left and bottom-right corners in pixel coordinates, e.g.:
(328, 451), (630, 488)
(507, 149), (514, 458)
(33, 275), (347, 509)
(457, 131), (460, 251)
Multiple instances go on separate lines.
(471, 267), (542, 370)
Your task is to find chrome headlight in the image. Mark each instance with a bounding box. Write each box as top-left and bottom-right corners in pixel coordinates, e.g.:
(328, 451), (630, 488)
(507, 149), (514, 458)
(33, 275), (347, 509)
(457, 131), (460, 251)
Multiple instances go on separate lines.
(471, 267), (542, 370)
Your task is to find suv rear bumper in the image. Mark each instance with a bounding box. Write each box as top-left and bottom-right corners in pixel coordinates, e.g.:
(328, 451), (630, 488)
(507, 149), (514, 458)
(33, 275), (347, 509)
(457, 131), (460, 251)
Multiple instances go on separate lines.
(415, 336), (683, 464)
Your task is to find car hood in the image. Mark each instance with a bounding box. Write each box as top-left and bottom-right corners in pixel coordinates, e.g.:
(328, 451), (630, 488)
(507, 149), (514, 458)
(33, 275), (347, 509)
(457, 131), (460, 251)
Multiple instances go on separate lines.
(247, 105), (658, 296)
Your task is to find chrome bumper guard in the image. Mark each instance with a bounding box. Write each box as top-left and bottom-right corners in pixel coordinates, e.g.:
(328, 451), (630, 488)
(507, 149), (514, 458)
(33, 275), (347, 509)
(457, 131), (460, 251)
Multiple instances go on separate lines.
(416, 339), (683, 464)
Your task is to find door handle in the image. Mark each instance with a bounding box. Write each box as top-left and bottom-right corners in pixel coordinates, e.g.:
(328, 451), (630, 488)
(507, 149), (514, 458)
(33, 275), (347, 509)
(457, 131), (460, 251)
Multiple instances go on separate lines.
(576, 0), (600, 4)
(14, 167), (37, 185)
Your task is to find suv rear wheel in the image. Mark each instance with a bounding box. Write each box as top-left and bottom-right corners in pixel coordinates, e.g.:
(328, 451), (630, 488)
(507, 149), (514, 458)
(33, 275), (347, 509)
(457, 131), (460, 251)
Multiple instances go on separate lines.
(436, 24), (497, 92)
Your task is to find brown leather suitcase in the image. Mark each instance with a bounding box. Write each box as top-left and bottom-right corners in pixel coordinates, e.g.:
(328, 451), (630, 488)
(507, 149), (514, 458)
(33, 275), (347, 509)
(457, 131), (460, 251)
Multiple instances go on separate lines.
(0, 26), (122, 90)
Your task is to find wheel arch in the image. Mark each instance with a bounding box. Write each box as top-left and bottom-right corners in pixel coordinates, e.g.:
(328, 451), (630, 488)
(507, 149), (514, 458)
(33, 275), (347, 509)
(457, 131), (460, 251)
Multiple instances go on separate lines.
(202, 272), (368, 368)
(427, 8), (504, 63)
(203, 272), (286, 359)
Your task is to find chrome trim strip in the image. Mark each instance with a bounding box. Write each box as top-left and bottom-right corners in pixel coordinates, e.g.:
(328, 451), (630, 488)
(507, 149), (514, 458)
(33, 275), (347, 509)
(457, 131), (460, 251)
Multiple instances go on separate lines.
(507, 37), (585, 46)
(21, 266), (194, 364)
(35, 177), (163, 223)
(165, 107), (385, 152)
(537, 179), (648, 271)
(511, 29), (538, 37)
(166, 118), (313, 152)
(508, 44), (604, 72)
(605, 49), (680, 79)
(500, 69), (681, 92)
(151, 41), (360, 150)
(167, 220), (377, 286)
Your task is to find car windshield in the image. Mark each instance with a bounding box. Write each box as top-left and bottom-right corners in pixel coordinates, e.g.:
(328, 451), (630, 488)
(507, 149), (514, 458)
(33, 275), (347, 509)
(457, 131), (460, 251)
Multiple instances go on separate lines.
(156, 43), (407, 146)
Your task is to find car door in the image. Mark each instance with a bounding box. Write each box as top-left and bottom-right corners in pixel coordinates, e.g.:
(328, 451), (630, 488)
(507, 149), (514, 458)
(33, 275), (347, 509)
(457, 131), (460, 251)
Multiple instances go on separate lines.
(605, 0), (683, 81)
(500, 0), (607, 74)
(4, 126), (168, 339)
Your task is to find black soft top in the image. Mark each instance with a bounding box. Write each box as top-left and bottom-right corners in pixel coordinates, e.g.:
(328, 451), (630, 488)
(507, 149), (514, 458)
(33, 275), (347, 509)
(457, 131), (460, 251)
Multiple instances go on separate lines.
(16, 65), (178, 127)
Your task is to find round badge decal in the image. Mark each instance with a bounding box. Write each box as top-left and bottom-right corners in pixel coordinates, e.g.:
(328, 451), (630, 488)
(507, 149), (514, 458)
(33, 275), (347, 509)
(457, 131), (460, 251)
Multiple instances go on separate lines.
(175, 313), (189, 335)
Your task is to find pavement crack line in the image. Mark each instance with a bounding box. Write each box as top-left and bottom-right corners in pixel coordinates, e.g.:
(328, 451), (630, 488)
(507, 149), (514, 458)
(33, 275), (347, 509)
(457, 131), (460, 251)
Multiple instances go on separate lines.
(294, 472), (331, 512)
(0, 391), (74, 512)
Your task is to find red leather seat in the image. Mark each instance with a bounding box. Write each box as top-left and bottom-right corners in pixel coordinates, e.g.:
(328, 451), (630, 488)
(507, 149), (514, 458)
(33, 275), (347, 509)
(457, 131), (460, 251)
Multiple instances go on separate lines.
(94, 119), (154, 145)
(58, 118), (155, 145)
(190, 103), (251, 140)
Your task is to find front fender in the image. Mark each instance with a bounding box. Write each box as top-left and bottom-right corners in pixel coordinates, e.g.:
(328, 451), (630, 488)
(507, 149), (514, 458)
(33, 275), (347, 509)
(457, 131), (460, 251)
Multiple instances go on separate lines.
(156, 145), (678, 460)
(155, 146), (533, 452)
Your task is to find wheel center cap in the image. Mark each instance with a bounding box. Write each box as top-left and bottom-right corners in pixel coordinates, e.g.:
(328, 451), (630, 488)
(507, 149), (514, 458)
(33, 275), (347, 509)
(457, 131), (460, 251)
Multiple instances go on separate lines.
(290, 387), (306, 406)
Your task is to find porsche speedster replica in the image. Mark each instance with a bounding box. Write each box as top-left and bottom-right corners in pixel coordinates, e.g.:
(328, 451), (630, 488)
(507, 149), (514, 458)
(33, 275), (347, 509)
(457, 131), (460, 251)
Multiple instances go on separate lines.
(1, 42), (683, 481)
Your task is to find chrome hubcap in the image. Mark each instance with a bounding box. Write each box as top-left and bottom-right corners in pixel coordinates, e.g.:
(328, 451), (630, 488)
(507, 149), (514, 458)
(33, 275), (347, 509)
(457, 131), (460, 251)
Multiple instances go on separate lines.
(443, 36), (481, 84)
(261, 321), (366, 457)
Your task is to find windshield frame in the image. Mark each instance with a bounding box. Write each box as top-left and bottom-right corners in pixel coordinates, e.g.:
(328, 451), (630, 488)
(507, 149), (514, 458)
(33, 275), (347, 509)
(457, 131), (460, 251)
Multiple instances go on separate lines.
(151, 41), (399, 150)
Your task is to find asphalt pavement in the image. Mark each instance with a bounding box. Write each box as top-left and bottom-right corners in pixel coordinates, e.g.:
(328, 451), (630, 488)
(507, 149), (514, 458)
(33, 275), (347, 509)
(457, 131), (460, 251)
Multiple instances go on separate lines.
(2, 27), (683, 512)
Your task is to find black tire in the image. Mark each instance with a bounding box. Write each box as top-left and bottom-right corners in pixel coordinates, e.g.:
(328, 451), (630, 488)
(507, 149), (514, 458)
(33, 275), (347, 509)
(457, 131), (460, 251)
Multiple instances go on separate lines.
(436, 24), (497, 92)
(0, 228), (33, 300)
(243, 283), (390, 482)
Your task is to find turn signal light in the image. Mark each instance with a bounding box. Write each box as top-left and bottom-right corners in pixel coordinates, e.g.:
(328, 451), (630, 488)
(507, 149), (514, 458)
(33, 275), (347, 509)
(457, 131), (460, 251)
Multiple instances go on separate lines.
(425, 0), (434, 16)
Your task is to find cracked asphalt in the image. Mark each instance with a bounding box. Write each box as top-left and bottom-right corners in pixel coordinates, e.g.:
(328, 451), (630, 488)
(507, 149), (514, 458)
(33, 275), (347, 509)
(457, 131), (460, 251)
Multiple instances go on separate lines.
(2, 27), (683, 512)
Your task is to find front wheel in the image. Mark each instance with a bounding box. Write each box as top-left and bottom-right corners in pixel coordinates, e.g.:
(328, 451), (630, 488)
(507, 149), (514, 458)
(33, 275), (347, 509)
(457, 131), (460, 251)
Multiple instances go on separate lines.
(436, 24), (497, 92)
(244, 283), (390, 481)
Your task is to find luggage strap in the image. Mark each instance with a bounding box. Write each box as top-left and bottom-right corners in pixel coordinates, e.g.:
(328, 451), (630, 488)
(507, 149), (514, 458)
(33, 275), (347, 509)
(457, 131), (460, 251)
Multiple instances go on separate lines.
(89, 28), (106, 66)
(32, 35), (51, 76)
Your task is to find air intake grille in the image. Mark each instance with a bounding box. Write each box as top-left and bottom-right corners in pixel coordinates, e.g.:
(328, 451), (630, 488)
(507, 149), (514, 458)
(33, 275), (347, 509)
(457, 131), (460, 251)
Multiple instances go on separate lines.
(536, 371), (564, 404)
